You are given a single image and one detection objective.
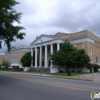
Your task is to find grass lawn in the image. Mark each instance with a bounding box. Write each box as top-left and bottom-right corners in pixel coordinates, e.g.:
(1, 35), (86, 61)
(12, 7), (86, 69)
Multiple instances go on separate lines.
(50, 72), (89, 76)
(0, 68), (23, 72)
(0, 68), (12, 71)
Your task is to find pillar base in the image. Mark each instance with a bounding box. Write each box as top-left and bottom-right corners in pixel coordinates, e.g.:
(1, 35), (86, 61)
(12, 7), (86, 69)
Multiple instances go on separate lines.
(50, 67), (59, 73)
(39, 65), (42, 68)
(50, 65), (53, 68)
(34, 66), (38, 68)
(44, 66), (48, 68)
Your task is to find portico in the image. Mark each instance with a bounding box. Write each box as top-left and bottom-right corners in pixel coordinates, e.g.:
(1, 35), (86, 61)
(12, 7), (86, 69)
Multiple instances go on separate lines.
(30, 34), (64, 69)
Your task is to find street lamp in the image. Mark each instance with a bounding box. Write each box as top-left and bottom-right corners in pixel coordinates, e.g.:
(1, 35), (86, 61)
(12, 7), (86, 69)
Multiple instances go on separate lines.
(0, 41), (2, 49)
(40, 39), (42, 76)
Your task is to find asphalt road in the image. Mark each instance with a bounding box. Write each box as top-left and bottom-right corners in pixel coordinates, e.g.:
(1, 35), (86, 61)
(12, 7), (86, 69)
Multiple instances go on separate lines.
(0, 72), (100, 100)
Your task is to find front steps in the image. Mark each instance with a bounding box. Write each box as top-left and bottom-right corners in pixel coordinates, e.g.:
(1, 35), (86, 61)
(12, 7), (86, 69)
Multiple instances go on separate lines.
(27, 68), (50, 73)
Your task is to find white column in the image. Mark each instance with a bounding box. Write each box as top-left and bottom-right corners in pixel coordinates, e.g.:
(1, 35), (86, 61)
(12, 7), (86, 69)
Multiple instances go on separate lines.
(39, 46), (42, 67)
(31, 48), (33, 67)
(57, 43), (60, 51)
(50, 44), (53, 67)
(51, 44), (53, 54)
(44, 45), (48, 68)
(35, 47), (37, 68)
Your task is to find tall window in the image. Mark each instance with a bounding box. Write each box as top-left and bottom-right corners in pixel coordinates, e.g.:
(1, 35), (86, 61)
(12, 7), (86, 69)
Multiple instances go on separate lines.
(90, 60), (93, 63)
(96, 57), (99, 63)
(90, 47), (92, 54)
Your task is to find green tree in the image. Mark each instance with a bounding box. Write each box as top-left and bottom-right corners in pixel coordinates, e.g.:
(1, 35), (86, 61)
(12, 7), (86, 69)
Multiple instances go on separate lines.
(51, 40), (77, 70)
(50, 50), (65, 70)
(0, 64), (2, 69)
(20, 52), (32, 67)
(2, 60), (11, 69)
(0, 0), (25, 50)
(76, 49), (90, 71)
(61, 40), (77, 69)
(93, 64), (100, 72)
(87, 63), (93, 73)
(51, 40), (90, 72)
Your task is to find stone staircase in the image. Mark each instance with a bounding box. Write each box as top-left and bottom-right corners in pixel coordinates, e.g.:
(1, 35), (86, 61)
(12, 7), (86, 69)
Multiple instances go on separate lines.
(27, 68), (50, 73)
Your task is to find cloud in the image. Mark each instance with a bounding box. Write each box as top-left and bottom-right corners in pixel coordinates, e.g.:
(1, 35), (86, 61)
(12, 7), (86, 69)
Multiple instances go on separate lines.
(45, 0), (100, 33)
(1, 0), (100, 54)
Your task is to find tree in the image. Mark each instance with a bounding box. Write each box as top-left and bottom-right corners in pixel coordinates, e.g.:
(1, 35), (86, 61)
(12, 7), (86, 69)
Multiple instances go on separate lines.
(93, 64), (100, 72)
(76, 49), (90, 71)
(0, 64), (2, 69)
(51, 40), (90, 71)
(0, 0), (25, 50)
(2, 60), (11, 69)
(87, 63), (93, 73)
(51, 40), (78, 70)
(60, 40), (78, 69)
(50, 51), (66, 70)
(20, 52), (32, 67)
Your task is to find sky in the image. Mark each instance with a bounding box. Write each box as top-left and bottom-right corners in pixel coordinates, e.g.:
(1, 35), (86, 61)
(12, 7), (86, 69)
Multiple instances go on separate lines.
(0, 0), (100, 54)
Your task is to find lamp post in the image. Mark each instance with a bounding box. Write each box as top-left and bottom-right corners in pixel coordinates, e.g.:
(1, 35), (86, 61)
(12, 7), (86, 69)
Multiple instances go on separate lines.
(40, 39), (42, 76)
(0, 41), (2, 49)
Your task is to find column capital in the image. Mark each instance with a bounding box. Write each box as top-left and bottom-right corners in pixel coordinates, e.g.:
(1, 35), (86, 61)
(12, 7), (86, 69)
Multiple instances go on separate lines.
(35, 47), (37, 49)
(50, 43), (53, 46)
(31, 48), (33, 50)
(57, 42), (60, 44)
(34, 46), (37, 48)
(44, 44), (47, 46)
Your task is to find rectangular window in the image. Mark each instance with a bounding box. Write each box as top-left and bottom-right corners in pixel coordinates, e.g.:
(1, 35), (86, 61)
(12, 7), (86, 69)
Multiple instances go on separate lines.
(9, 61), (11, 65)
(90, 60), (93, 63)
(90, 47), (92, 54)
(12, 59), (13, 64)
(96, 57), (99, 63)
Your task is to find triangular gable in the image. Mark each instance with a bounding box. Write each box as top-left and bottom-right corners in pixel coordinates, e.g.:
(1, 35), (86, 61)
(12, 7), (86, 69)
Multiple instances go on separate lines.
(30, 34), (65, 46)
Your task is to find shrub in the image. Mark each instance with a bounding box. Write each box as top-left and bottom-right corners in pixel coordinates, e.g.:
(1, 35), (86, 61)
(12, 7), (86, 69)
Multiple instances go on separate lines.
(19, 68), (23, 71)
(2, 60), (11, 69)
(71, 70), (75, 73)
(20, 52), (32, 67)
(93, 64), (100, 72)
(66, 70), (68, 73)
(87, 63), (94, 73)
(0, 64), (1, 69)
(59, 70), (64, 73)
(0, 67), (12, 71)
(77, 70), (81, 73)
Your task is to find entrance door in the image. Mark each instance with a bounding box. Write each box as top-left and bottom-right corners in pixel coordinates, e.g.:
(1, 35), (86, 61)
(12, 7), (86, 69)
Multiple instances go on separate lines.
(42, 59), (44, 67)
(48, 58), (50, 67)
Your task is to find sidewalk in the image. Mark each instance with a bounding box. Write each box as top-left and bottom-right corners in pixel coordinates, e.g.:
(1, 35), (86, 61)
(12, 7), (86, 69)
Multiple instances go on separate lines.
(1, 71), (100, 82)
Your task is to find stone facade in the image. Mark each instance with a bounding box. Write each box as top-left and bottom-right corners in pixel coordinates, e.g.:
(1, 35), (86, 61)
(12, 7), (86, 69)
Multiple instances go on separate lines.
(56, 30), (100, 64)
(0, 45), (30, 68)
(30, 30), (100, 73)
(1, 30), (100, 73)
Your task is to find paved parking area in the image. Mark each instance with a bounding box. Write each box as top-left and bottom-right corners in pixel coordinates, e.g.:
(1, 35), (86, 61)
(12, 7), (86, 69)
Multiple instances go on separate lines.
(85, 73), (100, 78)
(79, 73), (100, 78)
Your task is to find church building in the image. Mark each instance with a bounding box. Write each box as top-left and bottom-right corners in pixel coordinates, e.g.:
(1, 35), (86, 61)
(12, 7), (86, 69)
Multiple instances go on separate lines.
(30, 30), (100, 73)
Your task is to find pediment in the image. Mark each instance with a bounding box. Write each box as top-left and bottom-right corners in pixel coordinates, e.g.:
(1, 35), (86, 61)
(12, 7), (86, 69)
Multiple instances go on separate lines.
(30, 34), (59, 45)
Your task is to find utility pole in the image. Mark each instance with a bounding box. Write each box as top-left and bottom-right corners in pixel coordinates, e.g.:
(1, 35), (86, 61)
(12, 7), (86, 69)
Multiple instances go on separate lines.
(40, 39), (42, 76)
(0, 41), (2, 49)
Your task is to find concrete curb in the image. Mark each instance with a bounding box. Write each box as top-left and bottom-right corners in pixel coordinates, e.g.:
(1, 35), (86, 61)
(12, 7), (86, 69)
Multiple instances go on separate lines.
(0, 71), (96, 81)
(47, 76), (94, 81)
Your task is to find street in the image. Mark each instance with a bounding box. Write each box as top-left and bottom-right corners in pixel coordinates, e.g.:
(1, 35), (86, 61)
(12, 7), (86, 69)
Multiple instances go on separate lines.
(0, 72), (100, 100)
